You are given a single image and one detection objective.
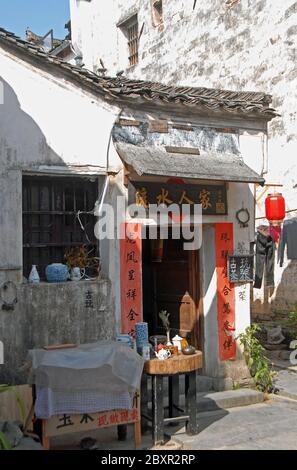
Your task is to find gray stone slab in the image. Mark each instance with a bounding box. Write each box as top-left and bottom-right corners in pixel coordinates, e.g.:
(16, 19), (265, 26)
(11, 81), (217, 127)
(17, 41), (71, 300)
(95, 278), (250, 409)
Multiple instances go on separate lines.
(49, 398), (297, 450)
(177, 399), (297, 450)
(275, 369), (297, 400)
(196, 388), (264, 412)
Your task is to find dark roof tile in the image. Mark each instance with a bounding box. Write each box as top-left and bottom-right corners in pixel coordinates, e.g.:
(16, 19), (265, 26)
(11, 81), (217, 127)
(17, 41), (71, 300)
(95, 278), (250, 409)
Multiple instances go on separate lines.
(0, 26), (278, 119)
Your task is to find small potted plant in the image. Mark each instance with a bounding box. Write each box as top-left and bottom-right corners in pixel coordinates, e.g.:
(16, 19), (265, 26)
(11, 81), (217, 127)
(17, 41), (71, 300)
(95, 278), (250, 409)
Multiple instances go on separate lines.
(64, 246), (100, 281)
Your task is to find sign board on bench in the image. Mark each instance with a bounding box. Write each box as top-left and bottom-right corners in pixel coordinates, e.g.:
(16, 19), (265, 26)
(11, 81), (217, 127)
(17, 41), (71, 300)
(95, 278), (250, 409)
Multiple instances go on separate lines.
(41, 391), (141, 449)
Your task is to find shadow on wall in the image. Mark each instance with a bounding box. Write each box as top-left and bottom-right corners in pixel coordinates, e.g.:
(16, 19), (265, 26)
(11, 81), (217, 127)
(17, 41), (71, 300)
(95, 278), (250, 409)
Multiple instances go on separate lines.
(252, 260), (297, 321)
(0, 80), (116, 386)
(0, 78), (66, 288)
(0, 77), (64, 168)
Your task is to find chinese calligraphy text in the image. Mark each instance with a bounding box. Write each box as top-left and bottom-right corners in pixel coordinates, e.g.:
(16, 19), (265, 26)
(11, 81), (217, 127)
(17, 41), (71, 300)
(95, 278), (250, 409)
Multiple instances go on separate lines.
(120, 223), (143, 338)
(215, 223), (236, 361)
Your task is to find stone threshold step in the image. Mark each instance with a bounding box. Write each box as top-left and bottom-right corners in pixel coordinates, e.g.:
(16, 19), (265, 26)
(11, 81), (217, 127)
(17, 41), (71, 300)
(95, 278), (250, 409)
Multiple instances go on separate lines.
(157, 388), (263, 414)
(195, 389), (264, 413)
(145, 389), (264, 414)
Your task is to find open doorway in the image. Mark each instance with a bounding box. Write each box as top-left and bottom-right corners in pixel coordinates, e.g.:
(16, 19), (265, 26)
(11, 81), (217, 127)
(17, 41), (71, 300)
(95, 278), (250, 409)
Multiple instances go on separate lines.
(142, 227), (200, 348)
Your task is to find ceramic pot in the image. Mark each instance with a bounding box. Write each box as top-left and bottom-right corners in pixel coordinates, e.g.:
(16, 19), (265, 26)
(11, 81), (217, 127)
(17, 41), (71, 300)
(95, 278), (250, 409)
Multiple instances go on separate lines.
(149, 335), (167, 346)
(45, 263), (69, 283)
(70, 267), (85, 281)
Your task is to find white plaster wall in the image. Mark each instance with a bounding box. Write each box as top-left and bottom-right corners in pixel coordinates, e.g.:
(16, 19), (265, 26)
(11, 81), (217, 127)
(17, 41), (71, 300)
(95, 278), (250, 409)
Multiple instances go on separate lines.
(0, 47), (122, 283)
(0, 48), (121, 169)
(200, 182), (253, 381)
(70, 0), (119, 73)
(70, 0), (297, 317)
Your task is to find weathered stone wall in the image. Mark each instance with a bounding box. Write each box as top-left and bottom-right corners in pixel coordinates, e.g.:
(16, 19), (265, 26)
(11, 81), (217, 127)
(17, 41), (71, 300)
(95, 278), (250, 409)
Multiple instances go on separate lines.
(0, 48), (122, 385)
(71, 0), (297, 318)
(0, 279), (115, 384)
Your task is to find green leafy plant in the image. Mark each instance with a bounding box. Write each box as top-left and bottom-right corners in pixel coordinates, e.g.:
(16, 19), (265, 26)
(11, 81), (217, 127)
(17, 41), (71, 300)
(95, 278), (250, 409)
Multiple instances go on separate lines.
(238, 324), (276, 393)
(0, 385), (26, 450)
(232, 382), (241, 390)
(287, 309), (297, 339)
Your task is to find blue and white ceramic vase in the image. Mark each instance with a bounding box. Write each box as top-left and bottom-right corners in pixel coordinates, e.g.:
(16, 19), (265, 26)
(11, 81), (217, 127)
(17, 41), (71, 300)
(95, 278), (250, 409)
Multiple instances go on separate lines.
(135, 322), (149, 354)
(28, 265), (40, 284)
(45, 263), (69, 283)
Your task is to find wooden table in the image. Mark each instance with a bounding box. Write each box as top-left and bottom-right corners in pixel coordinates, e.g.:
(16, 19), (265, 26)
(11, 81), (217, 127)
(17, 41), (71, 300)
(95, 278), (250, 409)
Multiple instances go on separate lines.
(143, 351), (203, 445)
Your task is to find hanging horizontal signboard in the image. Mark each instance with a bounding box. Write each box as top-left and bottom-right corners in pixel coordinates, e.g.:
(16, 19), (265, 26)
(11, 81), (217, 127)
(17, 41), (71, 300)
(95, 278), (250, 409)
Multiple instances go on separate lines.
(228, 255), (254, 283)
(128, 181), (227, 216)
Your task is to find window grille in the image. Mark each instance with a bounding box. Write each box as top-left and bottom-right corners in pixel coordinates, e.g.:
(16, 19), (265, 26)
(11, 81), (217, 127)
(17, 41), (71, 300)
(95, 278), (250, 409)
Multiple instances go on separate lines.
(22, 176), (99, 279)
(126, 16), (139, 66)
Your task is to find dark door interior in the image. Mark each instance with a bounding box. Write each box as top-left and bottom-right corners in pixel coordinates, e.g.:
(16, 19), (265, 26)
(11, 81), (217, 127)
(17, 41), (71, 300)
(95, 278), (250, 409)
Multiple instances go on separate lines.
(142, 229), (200, 347)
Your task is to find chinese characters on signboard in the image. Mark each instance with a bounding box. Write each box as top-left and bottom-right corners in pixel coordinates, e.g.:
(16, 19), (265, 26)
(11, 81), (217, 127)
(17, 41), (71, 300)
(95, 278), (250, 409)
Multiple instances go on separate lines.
(228, 255), (254, 283)
(120, 223), (143, 338)
(128, 182), (227, 215)
(44, 391), (141, 438)
(215, 223), (236, 361)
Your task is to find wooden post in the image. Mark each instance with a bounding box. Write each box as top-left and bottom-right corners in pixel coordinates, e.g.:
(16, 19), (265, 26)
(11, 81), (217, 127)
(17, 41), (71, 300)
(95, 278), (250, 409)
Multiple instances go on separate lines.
(185, 371), (198, 435)
(134, 419), (142, 448)
(152, 375), (164, 445)
(42, 420), (50, 450)
(168, 375), (180, 418)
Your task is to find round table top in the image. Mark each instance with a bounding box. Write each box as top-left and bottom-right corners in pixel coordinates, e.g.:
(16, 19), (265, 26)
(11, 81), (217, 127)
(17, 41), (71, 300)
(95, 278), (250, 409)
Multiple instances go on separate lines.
(144, 350), (203, 375)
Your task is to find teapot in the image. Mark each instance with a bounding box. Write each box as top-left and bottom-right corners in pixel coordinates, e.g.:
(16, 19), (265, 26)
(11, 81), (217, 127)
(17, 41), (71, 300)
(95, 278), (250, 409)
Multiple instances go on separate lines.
(155, 348), (171, 360)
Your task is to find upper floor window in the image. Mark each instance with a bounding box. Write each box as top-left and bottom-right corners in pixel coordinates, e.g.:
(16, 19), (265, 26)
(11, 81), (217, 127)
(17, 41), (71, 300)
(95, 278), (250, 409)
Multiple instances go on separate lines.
(152, 0), (163, 27)
(127, 15), (139, 66)
(120, 15), (139, 67)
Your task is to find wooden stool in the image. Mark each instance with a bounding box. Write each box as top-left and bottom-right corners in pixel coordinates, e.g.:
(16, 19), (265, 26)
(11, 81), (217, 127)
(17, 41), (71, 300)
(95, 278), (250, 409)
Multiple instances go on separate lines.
(143, 351), (203, 445)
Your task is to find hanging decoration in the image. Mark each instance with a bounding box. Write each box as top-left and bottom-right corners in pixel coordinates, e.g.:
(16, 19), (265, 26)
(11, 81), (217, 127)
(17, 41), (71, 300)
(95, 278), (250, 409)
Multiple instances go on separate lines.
(236, 208), (250, 228)
(120, 222), (143, 338)
(0, 281), (18, 311)
(215, 223), (236, 361)
(265, 193), (285, 226)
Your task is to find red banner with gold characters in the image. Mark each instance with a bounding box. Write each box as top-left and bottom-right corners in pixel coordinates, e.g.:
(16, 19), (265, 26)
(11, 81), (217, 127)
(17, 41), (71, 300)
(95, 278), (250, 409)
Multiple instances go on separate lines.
(120, 222), (143, 338)
(215, 223), (236, 361)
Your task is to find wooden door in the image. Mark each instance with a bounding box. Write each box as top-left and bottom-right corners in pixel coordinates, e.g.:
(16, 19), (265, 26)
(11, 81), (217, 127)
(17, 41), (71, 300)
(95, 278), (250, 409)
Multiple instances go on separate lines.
(152, 238), (200, 347)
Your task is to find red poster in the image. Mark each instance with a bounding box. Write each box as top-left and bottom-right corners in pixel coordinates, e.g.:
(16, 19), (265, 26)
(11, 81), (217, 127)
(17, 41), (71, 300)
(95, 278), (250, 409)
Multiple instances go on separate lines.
(120, 222), (143, 337)
(215, 223), (236, 361)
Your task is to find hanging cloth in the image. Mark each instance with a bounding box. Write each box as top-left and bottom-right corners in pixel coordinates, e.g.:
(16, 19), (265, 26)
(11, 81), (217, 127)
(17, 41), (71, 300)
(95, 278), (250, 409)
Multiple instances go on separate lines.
(254, 226), (275, 289)
(279, 217), (297, 267)
(269, 225), (281, 244)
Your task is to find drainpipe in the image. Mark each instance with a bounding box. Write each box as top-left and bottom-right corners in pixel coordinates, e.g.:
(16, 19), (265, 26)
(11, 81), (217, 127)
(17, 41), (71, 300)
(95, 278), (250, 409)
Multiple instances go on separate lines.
(95, 108), (123, 216)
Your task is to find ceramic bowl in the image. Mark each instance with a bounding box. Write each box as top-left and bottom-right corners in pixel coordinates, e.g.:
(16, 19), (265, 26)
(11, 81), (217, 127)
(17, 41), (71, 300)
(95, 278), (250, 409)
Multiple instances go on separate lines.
(182, 345), (196, 355)
(149, 335), (167, 346)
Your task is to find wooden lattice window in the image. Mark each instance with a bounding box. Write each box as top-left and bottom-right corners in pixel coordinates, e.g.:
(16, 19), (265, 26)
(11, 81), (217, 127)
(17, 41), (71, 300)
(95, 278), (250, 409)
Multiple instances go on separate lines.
(126, 16), (139, 66)
(22, 176), (99, 280)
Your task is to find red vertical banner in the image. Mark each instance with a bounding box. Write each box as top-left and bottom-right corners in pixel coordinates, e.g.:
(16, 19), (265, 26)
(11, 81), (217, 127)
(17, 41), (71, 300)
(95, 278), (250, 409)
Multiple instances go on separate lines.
(120, 222), (143, 338)
(215, 223), (236, 361)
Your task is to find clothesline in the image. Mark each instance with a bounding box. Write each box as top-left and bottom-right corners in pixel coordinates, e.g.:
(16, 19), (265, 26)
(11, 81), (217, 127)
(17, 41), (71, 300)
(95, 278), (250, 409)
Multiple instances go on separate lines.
(255, 208), (297, 220)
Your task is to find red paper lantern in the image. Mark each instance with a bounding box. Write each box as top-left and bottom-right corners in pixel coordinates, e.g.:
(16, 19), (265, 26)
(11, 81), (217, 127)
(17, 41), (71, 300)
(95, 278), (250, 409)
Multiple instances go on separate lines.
(265, 193), (286, 226)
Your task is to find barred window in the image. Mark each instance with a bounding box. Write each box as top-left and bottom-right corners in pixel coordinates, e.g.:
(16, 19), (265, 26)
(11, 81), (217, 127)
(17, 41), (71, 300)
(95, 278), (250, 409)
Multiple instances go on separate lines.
(22, 175), (99, 280)
(126, 15), (139, 67)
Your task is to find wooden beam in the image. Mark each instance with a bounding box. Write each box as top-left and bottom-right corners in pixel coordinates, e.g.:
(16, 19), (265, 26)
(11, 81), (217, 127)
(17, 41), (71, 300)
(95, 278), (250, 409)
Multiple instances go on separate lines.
(148, 120), (169, 133)
(119, 119), (141, 127)
(165, 146), (200, 155)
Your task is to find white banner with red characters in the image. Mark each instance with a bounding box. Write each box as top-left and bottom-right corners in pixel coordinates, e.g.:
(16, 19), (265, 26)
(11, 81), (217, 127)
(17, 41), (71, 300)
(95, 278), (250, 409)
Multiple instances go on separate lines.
(215, 223), (236, 361)
(120, 222), (143, 338)
(43, 391), (140, 437)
